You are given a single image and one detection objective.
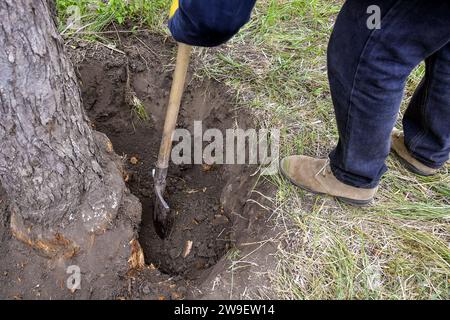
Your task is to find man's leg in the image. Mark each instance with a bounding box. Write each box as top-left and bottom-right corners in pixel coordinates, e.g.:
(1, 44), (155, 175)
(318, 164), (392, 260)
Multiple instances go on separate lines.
(328, 0), (450, 188)
(280, 0), (450, 204)
(401, 43), (450, 170)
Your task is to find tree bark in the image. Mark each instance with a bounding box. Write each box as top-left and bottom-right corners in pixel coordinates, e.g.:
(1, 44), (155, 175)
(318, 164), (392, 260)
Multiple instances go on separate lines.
(0, 0), (142, 297)
(46, 0), (58, 27)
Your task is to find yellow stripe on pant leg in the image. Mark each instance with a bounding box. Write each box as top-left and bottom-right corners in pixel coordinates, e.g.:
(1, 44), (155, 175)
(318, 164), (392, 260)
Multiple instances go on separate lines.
(169, 0), (179, 18)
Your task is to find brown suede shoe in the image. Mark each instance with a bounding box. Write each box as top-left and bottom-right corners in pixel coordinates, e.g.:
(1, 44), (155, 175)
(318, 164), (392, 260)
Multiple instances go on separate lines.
(391, 128), (439, 176)
(279, 155), (377, 206)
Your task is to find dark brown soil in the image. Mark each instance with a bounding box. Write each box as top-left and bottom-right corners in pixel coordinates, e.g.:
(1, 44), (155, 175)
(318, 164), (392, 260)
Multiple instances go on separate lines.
(75, 33), (257, 281)
(0, 31), (278, 300)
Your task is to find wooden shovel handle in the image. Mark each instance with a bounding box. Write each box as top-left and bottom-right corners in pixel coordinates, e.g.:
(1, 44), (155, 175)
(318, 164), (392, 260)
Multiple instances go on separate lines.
(156, 43), (192, 169)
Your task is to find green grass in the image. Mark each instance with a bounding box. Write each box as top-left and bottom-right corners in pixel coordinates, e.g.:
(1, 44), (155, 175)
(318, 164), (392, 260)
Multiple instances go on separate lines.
(130, 95), (150, 121)
(56, 0), (450, 300)
(56, 0), (169, 36)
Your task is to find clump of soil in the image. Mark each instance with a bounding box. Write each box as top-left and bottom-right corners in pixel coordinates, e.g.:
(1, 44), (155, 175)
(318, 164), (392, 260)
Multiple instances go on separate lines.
(74, 33), (257, 280)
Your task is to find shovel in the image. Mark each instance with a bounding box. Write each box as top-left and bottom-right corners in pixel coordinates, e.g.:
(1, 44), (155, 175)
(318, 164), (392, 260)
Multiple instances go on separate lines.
(153, 43), (192, 239)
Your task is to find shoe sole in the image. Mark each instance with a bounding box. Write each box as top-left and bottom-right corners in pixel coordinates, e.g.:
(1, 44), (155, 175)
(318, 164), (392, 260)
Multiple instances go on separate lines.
(391, 149), (436, 177)
(279, 163), (372, 207)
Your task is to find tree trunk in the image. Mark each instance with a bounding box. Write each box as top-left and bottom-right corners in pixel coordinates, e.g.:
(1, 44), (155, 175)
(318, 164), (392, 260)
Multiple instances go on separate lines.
(0, 0), (142, 297)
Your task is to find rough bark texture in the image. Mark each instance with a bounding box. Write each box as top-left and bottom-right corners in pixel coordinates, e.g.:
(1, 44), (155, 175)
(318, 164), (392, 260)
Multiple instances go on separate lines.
(0, 0), (142, 298)
(46, 0), (58, 27)
(1, 0), (121, 240)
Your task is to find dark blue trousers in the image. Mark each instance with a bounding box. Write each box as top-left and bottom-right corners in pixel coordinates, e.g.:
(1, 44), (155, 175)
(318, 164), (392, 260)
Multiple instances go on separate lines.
(328, 0), (450, 188)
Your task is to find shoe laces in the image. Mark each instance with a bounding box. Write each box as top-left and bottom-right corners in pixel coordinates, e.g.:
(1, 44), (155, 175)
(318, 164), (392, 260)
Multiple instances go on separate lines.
(316, 158), (332, 178)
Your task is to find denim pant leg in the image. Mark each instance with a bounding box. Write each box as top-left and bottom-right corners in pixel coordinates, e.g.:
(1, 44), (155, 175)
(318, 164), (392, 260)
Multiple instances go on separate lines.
(403, 43), (450, 169)
(328, 0), (450, 188)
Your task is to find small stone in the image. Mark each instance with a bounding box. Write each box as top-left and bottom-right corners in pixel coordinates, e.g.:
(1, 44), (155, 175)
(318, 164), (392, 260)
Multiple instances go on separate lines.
(212, 215), (229, 226)
(130, 156), (139, 165)
(202, 164), (212, 172)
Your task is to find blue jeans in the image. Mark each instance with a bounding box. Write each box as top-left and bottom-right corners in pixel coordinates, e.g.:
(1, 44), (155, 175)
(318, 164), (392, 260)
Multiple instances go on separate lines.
(328, 0), (450, 188)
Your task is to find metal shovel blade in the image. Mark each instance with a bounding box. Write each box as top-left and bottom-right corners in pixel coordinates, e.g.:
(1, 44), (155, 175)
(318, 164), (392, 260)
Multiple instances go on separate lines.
(152, 168), (172, 239)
